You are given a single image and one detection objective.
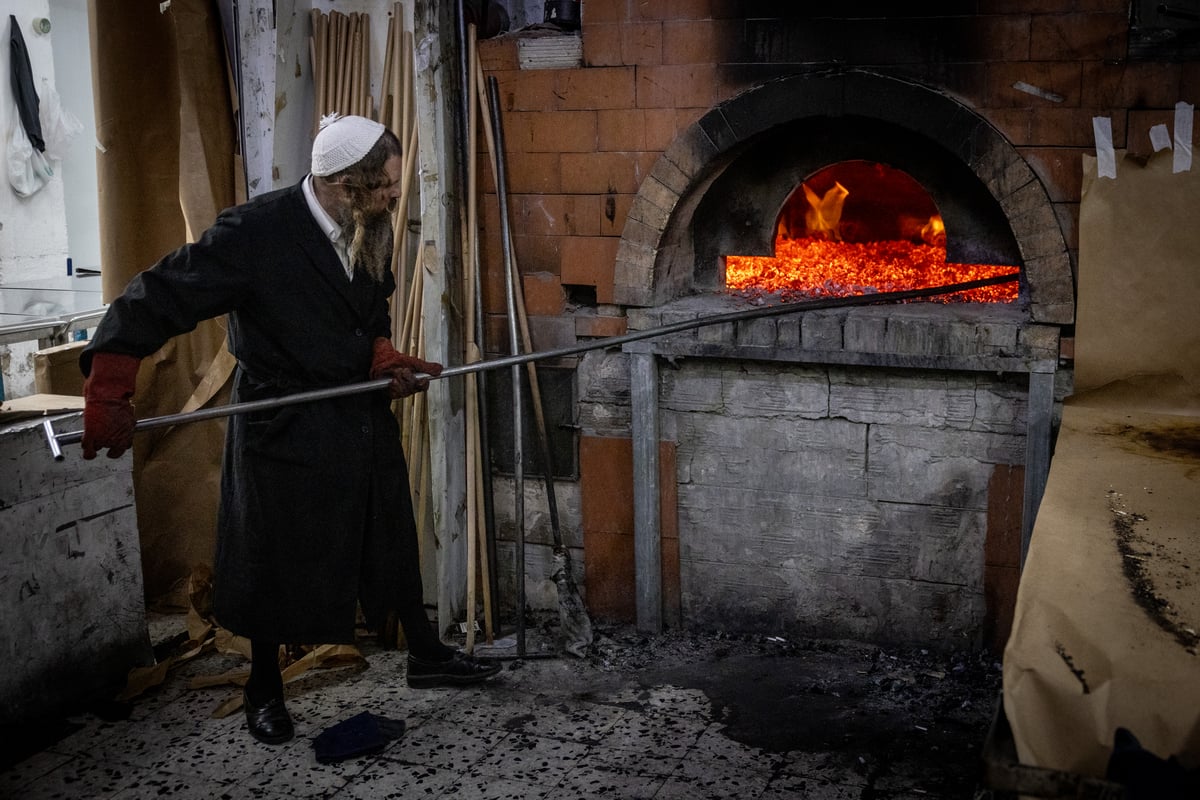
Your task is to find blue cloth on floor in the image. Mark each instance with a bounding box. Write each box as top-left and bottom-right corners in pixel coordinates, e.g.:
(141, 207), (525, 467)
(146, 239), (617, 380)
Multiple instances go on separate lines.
(312, 712), (405, 764)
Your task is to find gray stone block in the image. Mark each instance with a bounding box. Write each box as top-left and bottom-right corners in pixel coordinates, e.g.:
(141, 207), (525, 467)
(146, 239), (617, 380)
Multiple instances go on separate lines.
(830, 370), (977, 428)
(867, 424), (1025, 509)
(802, 311), (844, 351)
(735, 317), (777, 347)
(722, 364), (829, 418)
(843, 313), (887, 352)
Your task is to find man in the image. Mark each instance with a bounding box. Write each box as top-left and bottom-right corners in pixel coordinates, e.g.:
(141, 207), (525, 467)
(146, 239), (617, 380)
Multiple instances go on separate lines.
(80, 114), (499, 745)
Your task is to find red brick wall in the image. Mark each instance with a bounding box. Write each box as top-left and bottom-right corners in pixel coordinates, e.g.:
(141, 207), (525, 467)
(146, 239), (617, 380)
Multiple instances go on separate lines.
(477, 3), (1198, 333)
(475, 5), (1196, 628)
(579, 436), (680, 626)
(985, 464), (1025, 654)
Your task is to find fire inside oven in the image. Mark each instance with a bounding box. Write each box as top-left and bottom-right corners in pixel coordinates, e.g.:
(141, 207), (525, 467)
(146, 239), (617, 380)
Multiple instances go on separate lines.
(724, 160), (1020, 304)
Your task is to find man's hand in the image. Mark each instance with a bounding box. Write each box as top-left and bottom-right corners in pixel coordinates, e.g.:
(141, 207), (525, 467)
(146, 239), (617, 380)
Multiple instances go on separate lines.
(370, 337), (443, 399)
(81, 352), (141, 459)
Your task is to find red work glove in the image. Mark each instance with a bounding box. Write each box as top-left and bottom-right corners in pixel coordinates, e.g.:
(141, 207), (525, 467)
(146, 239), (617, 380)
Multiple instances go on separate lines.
(81, 352), (141, 460)
(370, 337), (442, 399)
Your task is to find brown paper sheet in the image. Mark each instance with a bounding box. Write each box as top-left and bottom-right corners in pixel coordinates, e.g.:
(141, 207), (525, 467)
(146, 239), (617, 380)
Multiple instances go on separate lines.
(1072, 151), (1200, 412)
(1002, 149), (1200, 777)
(91, 0), (239, 607)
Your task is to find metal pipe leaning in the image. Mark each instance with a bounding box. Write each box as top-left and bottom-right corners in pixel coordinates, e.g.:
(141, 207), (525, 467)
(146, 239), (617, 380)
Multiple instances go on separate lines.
(46, 377), (395, 460)
(43, 271), (1019, 460)
(487, 72), (528, 656)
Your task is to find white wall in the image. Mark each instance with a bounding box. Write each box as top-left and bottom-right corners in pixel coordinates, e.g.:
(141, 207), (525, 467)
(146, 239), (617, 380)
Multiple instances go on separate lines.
(48, 0), (99, 272)
(0, 1), (72, 285)
(0, 1), (95, 399)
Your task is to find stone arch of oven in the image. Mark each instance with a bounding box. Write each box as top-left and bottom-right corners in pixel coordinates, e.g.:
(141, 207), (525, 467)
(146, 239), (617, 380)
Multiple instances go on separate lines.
(612, 69), (1075, 324)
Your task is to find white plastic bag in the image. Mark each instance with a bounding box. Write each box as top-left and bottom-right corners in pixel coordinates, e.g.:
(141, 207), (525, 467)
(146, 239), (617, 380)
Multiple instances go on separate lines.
(7, 102), (54, 197)
(38, 79), (83, 161)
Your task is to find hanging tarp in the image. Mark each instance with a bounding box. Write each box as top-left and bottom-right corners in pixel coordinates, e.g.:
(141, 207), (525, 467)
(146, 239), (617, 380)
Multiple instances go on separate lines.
(7, 14), (52, 196)
(9, 14), (43, 152)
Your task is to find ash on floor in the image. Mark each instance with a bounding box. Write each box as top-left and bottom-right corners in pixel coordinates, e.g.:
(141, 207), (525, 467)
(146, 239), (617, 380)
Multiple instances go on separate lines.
(584, 624), (1001, 790)
(4, 613), (1004, 800)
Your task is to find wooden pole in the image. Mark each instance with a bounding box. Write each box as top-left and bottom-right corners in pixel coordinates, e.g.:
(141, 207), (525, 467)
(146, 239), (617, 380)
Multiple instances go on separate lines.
(328, 12), (339, 115)
(328, 10), (338, 113)
(337, 13), (353, 113)
(309, 10), (324, 132)
(465, 376), (489, 642)
(351, 15), (363, 116)
(401, 31), (413, 156)
(359, 14), (371, 118)
(414, 402), (432, 569)
(380, 14), (394, 124)
(386, 4), (407, 338)
(465, 362), (479, 650)
(391, 4), (404, 137)
(463, 22), (480, 651)
(391, 123), (418, 333)
(406, 280), (430, 570)
(328, 11), (339, 114)
(321, 12), (331, 118)
(398, 258), (423, 450)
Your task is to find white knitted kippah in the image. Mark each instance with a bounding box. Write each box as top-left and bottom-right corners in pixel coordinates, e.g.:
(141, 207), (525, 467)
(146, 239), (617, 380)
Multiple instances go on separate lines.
(311, 113), (386, 176)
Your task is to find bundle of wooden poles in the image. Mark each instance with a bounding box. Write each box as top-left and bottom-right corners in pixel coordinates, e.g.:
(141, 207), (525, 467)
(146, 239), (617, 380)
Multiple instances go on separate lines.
(308, 8), (512, 649)
(309, 9), (373, 126)
(309, 5), (435, 638)
(462, 24), (593, 656)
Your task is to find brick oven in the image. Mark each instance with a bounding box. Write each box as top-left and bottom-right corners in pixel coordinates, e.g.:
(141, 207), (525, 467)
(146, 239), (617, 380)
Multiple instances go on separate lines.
(607, 68), (1068, 650)
(475, 3), (1185, 651)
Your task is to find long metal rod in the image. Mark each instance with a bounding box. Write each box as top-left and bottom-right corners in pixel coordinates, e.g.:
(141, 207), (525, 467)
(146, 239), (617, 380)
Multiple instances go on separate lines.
(49, 377), (394, 458)
(44, 272), (1018, 460)
(488, 73), (527, 658)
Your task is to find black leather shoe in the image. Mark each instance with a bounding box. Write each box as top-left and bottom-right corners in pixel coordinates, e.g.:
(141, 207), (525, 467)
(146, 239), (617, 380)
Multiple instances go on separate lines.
(406, 651), (501, 688)
(244, 690), (294, 745)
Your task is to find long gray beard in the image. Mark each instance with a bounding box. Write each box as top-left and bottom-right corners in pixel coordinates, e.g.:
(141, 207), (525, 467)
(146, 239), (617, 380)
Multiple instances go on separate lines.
(340, 209), (393, 283)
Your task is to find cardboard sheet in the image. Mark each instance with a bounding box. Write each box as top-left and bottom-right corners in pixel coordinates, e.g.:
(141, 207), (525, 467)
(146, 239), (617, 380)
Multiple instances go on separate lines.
(0, 393), (84, 425)
(34, 340), (87, 396)
(1002, 149), (1200, 777)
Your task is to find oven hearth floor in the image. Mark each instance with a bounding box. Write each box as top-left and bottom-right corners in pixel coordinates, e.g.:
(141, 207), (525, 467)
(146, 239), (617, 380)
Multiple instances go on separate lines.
(3, 614), (1002, 799)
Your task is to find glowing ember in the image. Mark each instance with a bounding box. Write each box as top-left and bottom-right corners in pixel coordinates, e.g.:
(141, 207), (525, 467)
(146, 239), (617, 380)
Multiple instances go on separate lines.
(730, 163), (1020, 303)
(726, 237), (1019, 303)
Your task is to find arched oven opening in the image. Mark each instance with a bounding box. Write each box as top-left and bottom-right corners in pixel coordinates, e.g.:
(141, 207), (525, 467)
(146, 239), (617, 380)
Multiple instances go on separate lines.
(726, 160), (1020, 304)
(688, 115), (1027, 308)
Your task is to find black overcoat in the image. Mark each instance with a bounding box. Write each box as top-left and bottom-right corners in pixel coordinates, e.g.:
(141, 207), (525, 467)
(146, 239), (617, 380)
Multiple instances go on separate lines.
(82, 182), (424, 643)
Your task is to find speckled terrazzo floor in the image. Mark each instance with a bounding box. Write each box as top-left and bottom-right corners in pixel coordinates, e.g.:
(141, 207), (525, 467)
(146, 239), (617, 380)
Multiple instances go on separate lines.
(2, 615), (1002, 799)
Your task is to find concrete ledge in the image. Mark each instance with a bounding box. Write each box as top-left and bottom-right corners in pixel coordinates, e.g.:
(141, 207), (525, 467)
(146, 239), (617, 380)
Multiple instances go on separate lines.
(626, 300), (1059, 374)
(0, 412), (151, 727)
